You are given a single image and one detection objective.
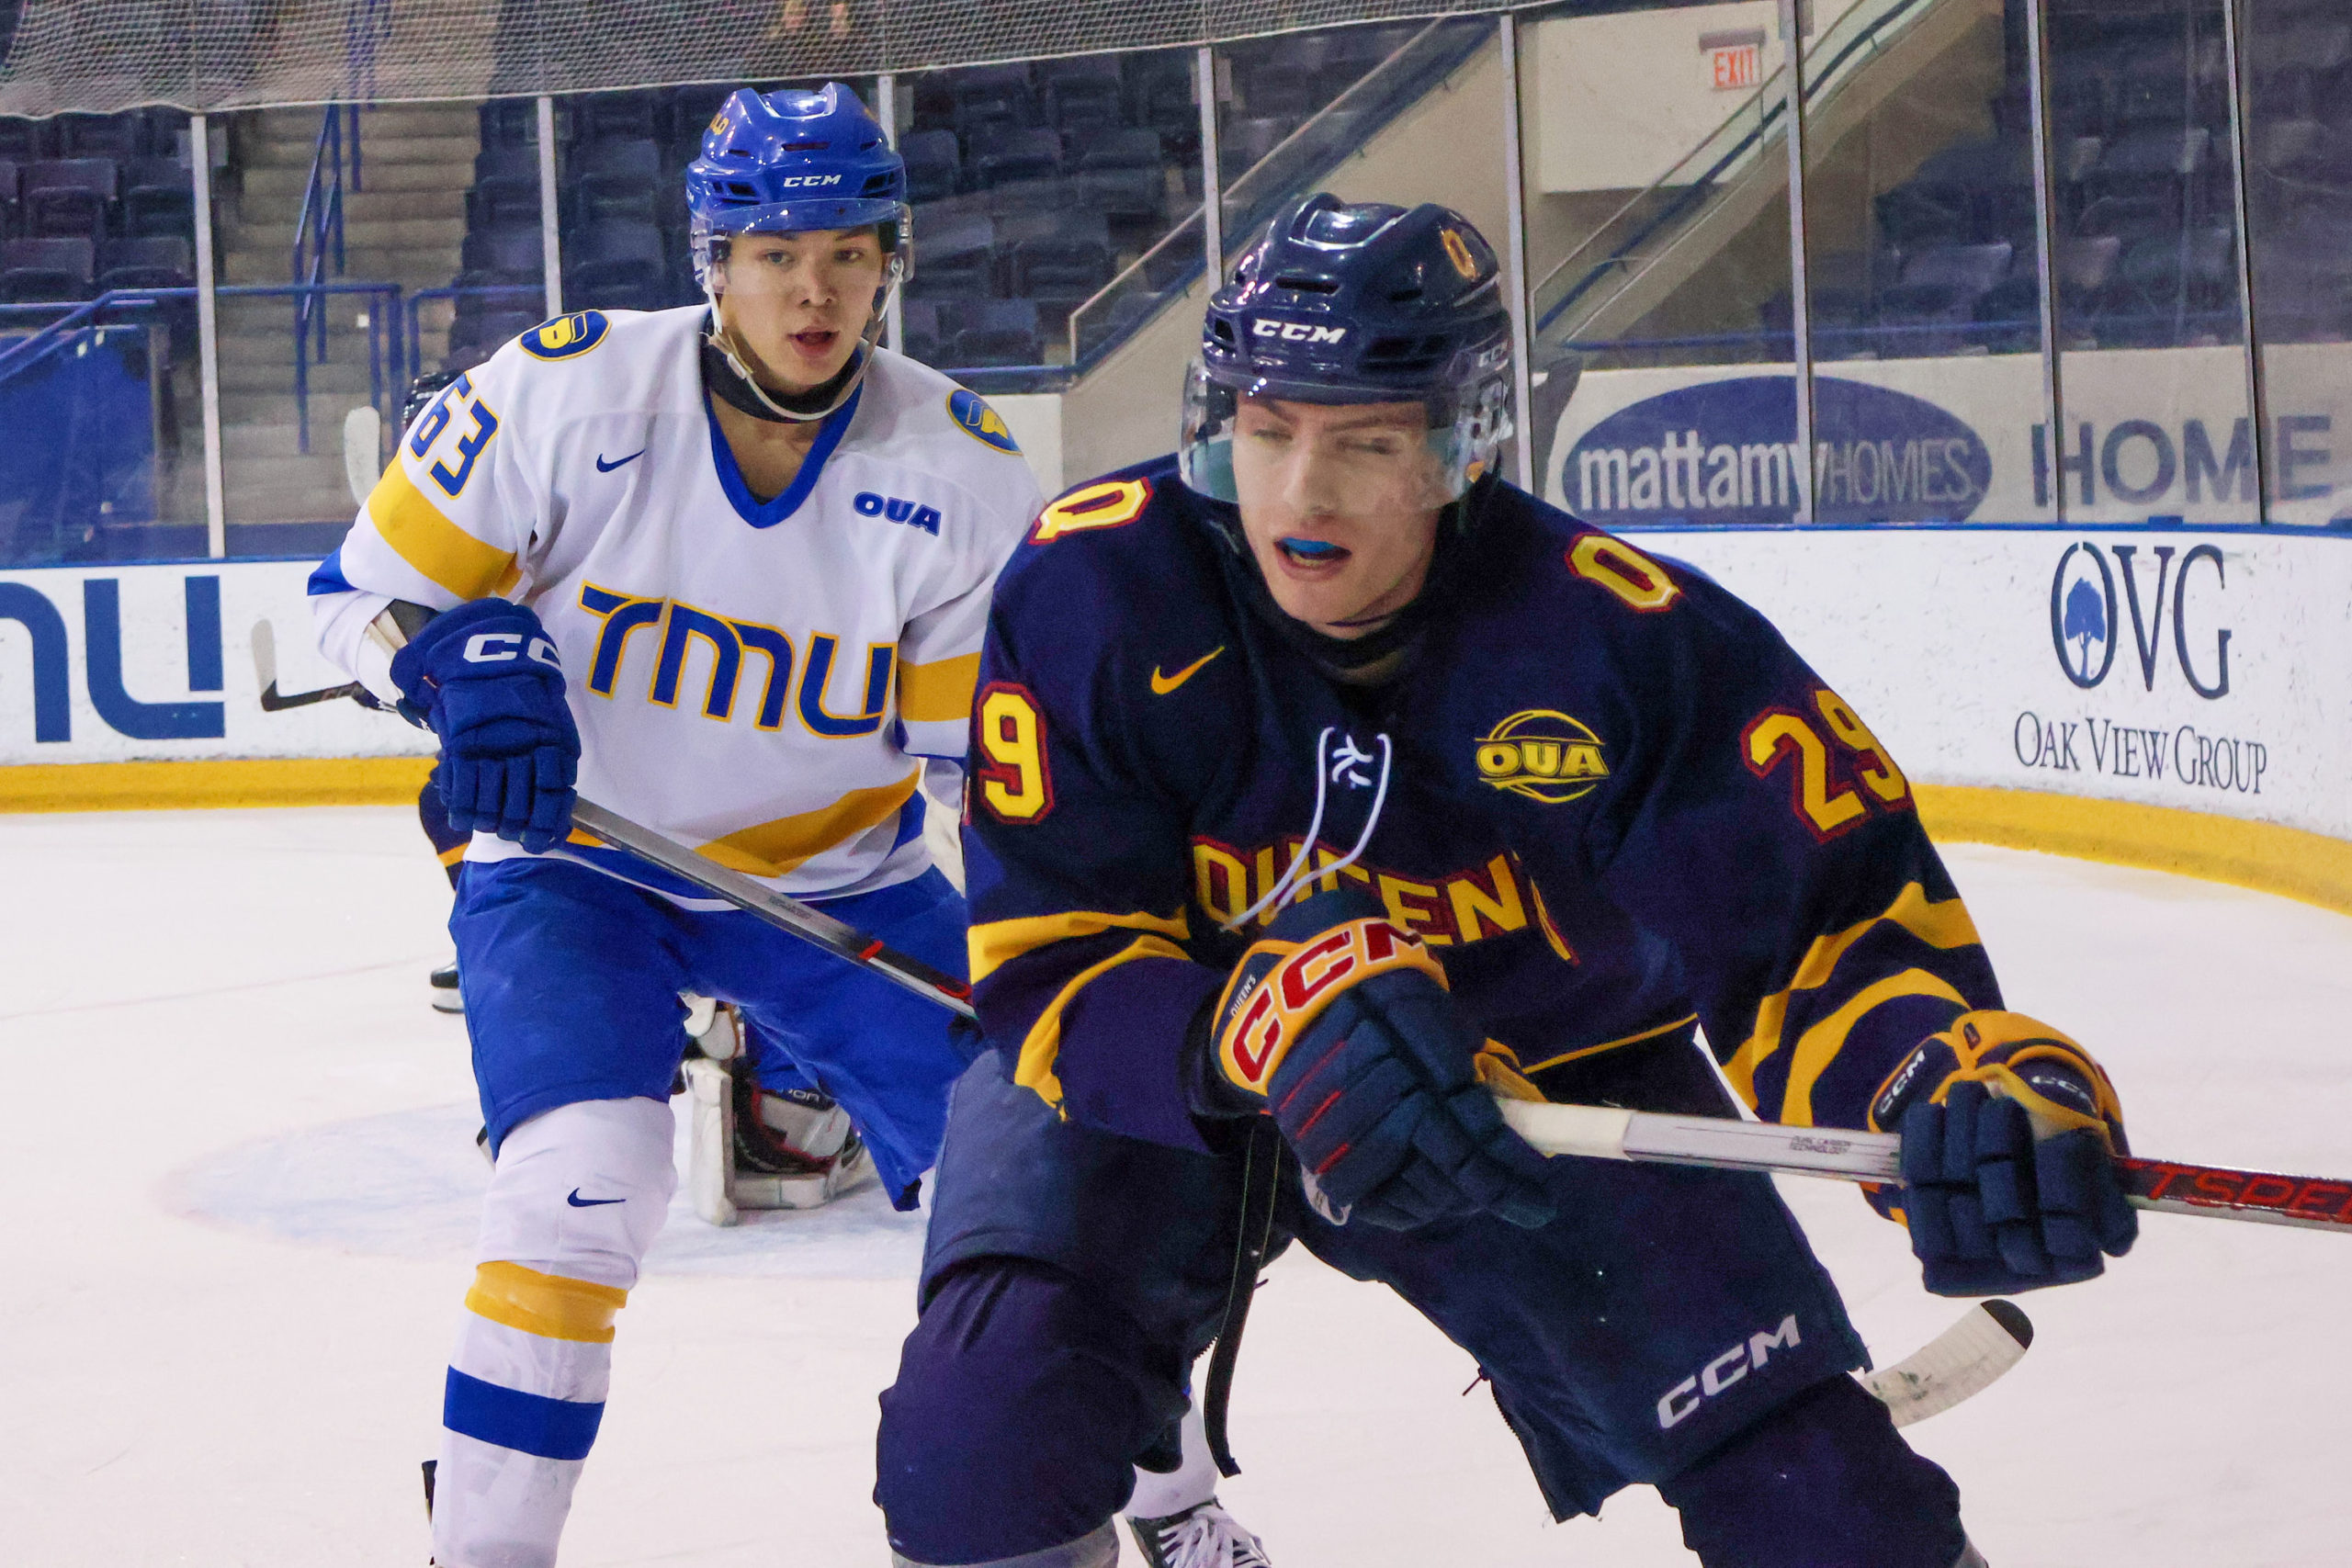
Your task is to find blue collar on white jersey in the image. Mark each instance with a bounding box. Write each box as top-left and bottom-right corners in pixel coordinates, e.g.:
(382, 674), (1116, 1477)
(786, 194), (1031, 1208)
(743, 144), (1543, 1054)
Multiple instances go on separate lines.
(706, 382), (864, 530)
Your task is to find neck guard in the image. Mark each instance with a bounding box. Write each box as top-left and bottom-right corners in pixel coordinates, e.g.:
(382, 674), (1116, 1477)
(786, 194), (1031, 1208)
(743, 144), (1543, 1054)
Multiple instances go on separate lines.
(699, 316), (865, 424)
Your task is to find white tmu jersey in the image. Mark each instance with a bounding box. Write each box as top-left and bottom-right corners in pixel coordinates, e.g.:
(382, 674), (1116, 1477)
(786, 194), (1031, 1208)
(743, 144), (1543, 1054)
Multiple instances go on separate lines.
(311, 306), (1041, 899)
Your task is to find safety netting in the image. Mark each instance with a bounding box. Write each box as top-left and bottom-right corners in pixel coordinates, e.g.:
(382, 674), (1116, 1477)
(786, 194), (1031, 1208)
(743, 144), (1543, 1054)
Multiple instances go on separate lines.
(0, 0), (1521, 115)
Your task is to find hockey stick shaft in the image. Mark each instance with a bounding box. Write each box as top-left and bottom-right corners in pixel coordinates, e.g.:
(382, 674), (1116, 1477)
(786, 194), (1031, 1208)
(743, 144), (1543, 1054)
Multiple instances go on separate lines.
(567, 799), (977, 1020)
(1495, 1100), (2352, 1235)
(251, 618), (366, 710)
(548, 805), (2348, 1238)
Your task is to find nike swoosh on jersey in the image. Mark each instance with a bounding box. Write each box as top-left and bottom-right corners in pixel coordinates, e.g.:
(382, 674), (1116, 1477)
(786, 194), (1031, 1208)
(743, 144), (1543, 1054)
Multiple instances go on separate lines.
(1150, 646), (1227, 695)
(595, 449), (647, 472)
(566, 1189), (627, 1207)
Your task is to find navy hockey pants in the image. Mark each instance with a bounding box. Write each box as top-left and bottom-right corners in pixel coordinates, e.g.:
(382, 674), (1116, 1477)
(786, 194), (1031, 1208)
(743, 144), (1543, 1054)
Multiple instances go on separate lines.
(876, 1034), (1968, 1567)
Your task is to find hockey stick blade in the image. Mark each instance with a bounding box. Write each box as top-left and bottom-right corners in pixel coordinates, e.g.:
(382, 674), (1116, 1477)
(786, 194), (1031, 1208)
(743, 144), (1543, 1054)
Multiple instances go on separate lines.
(1859, 1300), (2033, 1428)
(251, 619), (365, 712)
(1496, 1099), (2352, 1235)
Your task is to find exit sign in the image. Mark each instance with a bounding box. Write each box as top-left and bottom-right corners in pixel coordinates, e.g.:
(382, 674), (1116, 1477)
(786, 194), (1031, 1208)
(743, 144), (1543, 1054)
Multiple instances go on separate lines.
(1701, 28), (1766, 91)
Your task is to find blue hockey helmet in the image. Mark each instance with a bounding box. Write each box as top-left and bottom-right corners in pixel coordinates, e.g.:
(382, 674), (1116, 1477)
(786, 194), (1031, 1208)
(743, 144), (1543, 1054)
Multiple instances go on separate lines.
(686, 84), (910, 290)
(1181, 193), (1514, 503)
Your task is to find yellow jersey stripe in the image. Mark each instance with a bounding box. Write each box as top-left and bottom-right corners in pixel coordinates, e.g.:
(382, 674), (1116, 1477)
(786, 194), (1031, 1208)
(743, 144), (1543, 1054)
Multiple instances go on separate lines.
(695, 768), (922, 878)
(1724, 882), (1980, 1108)
(366, 463), (520, 601)
(1779, 968), (1968, 1126)
(898, 651), (983, 724)
(969, 908), (1192, 985)
(437, 843), (467, 867)
(1013, 934), (1192, 1109)
(464, 1261), (628, 1343)
(1519, 1012), (1701, 1075)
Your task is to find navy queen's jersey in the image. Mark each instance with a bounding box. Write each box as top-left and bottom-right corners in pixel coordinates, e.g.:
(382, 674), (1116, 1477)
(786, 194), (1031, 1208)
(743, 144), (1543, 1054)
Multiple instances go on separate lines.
(963, 455), (2001, 1153)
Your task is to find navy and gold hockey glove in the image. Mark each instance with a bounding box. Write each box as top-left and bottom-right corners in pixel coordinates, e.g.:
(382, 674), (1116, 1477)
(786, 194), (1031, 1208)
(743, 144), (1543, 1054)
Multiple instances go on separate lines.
(390, 598), (580, 854)
(1201, 889), (1555, 1232)
(1868, 1010), (2136, 1296)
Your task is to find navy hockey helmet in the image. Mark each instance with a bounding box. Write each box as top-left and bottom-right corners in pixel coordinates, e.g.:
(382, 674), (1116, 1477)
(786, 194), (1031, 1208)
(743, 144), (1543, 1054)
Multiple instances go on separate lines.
(1181, 192), (1514, 503)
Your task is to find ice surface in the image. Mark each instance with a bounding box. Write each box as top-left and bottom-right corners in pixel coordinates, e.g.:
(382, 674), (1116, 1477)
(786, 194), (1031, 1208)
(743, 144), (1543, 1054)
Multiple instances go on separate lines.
(3, 806), (2347, 1564)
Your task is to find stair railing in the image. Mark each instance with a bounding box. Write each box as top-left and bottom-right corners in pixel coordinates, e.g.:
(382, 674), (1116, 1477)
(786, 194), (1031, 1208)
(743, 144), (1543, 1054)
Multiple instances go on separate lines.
(289, 105), (354, 453)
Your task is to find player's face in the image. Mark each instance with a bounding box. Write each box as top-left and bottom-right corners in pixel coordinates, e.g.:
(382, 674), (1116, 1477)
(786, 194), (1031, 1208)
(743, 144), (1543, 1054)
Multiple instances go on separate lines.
(1230, 396), (1448, 639)
(712, 228), (885, 392)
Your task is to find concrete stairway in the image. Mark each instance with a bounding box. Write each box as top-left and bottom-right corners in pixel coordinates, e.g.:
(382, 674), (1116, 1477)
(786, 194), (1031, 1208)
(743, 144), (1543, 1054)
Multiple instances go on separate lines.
(215, 103), (479, 526)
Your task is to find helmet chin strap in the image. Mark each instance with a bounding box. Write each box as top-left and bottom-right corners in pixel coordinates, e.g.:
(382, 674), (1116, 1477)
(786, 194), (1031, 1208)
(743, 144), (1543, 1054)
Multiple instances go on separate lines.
(700, 265), (900, 424)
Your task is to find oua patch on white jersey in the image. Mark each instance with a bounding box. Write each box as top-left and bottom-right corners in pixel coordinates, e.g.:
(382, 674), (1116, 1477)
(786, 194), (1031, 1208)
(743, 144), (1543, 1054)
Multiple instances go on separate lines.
(312, 306), (1043, 901)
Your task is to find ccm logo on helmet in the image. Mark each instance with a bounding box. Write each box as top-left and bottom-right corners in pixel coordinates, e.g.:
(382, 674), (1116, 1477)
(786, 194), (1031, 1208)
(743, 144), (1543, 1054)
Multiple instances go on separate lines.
(1252, 320), (1348, 344)
(775, 174), (844, 188)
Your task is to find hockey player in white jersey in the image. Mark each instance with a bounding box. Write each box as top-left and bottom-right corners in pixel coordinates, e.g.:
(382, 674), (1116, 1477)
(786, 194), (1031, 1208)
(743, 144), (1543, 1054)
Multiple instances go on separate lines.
(306, 85), (1040, 1566)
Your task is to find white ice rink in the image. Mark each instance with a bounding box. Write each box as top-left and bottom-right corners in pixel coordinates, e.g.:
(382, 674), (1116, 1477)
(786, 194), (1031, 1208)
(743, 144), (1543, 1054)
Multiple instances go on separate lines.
(5, 805), (2349, 1566)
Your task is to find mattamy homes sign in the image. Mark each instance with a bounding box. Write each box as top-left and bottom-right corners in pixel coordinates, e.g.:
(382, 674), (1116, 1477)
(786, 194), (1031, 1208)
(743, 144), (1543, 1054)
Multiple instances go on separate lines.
(1545, 344), (2352, 529)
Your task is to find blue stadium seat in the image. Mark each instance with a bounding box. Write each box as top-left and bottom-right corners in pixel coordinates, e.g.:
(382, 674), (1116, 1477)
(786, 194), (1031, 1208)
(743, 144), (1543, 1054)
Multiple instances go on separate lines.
(969, 127), (1061, 191)
(96, 233), (191, 289)
(566, 136), (663, 226)
(574, 93), (660, 144)
(1009, 213), (1114, 307)
(470, 143), (543, 229)
(0, 235), (95, 300)
(1220, 117), (1289, 180)
(23, 158), (116, 243)
(1040, 56), (1125, 133)
(908, 213), (996, 297)
(564, 220), (669, 310)
(0, 116), (47, 162)
(1071, 128), (1168, 222)
(458, 225), (545, 286)
(121, 155), (192, 237)
(54, 112), (141, 160)
(899, 130), (960, 204)
(956, 298), (1042, 363)
(952, 64), (1035, 140)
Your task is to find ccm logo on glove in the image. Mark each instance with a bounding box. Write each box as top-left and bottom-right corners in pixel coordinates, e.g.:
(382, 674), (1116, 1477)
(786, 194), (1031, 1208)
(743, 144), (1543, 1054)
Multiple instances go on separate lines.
(462, 631), (562, 668)
(1217, 916), (1450, 1092)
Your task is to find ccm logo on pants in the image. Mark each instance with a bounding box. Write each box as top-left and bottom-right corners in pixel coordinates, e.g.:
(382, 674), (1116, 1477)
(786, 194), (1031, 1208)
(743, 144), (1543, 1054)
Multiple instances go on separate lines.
(1657, 1314), (1802, 1429)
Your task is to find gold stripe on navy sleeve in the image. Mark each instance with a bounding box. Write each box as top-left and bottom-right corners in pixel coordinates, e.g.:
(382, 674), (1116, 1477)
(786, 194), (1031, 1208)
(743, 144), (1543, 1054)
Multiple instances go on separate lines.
(1014, 935), (1193, 1108)
(1725, 881), (1982, 1116)
(969, 908), (1192, 985)
(366, 463), (521, 600)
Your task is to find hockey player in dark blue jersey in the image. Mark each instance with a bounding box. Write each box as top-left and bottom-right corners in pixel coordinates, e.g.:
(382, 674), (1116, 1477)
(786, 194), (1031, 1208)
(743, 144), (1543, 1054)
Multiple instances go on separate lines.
(875, 195), (2138, 1568)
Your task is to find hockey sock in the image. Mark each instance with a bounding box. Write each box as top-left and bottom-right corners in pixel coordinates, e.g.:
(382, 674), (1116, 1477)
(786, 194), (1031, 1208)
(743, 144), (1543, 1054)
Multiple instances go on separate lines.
(433, 1098), (674, 1568)
(1125, 1399), (1220, 1521)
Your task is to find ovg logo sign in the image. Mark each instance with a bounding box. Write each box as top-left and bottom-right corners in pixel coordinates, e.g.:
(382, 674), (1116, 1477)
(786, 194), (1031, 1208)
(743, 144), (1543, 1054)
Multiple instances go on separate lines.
(1561, 376), (1990, 525)
(2047, 541), (2231, 698)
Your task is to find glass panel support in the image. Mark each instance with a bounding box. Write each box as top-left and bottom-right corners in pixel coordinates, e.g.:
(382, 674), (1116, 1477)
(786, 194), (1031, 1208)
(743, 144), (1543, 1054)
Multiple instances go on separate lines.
(1196, 45), (1224, 283)
(537, 96), (563, 317)
(1779, 0), (1815, 524)
(1498, 14), (1536, 493)
(192, 112), (226, 558)
(2022, 0), (2066, 525)
(2218, 0), (2270, 522)
(876, 73), (902, 353)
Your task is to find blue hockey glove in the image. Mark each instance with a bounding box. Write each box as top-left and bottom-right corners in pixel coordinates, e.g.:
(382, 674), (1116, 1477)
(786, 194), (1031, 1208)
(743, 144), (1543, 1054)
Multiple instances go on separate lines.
(1867, 1010), (2136, 1296)
(1204, 889), (1555, 1232)
(390, 598), (580, 854)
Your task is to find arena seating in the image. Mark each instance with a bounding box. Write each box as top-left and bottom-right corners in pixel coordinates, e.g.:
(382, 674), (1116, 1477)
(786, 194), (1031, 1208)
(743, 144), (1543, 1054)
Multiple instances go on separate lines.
(446, 28), (1421, 373)
(0, 108), (194, 306)
(1749, 0), (2352, 355)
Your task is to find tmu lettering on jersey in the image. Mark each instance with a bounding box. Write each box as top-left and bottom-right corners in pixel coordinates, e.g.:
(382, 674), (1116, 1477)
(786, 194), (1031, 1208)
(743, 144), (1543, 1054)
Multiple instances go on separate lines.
(1192, 841), (1577, 961)
(577, 582), (893, 738)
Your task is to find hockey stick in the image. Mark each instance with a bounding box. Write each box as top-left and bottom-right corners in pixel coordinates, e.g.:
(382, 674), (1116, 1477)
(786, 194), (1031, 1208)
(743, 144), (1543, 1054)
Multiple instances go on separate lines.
(1494, 1100), (2352, 1236)
(251, 620), (366, 711)
(561, 803), (2352, 1238)
(567, 799), (977, 1018)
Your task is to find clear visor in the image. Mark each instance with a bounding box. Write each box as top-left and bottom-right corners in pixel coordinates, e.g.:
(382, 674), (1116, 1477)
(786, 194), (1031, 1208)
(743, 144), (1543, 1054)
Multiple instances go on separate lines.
(1178, 360), (1514, 508)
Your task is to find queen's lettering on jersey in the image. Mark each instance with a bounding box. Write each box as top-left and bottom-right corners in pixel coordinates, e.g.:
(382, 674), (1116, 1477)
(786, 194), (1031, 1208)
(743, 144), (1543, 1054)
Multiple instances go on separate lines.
(579, 582), (892, 738)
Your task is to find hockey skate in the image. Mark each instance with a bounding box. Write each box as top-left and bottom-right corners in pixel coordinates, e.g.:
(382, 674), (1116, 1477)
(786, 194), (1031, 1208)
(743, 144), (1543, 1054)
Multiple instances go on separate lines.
(429, 959), (464, 1013)
(683, 1001), (875, 1225)
(1125, 1500), (1272, 1568)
